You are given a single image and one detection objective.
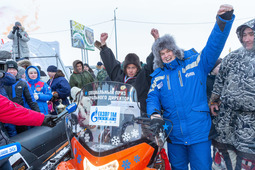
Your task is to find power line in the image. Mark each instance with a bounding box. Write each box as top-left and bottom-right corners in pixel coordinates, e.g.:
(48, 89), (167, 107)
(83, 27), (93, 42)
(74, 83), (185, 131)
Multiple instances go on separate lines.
(117, 16), (255, 25)
(2, 16), (254, 36)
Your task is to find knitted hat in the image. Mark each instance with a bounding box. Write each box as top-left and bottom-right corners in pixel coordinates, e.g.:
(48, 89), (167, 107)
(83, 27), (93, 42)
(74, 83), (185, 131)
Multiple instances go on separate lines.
(152, 34), (184, 70)
(16, 66), (25, 79)
(27, 67), (37, 74)
(6, 60), (18, 71)
(123, 53), (141, 74)
(97, 61), (103, 66)
(15, 21), (22, 27)
(47, 65), (57, 72)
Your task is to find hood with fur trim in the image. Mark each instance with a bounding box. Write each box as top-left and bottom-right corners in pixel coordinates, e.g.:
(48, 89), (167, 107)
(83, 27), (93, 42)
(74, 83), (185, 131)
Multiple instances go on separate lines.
(236, 19), (255, 50)
(152, 34), (184, 70)
(72, 60), (84, 73)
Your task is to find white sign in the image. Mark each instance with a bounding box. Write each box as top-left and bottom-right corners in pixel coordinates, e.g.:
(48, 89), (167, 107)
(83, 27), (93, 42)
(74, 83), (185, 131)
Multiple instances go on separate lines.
(89, 106), (120, 127)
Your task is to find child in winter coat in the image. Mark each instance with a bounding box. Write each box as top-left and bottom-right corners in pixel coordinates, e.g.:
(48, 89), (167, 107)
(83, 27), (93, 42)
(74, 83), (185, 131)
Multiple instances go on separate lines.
(26, 66), (52, 115)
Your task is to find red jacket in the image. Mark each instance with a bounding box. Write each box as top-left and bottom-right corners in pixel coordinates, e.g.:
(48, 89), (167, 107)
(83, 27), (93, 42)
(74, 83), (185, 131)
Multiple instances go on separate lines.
(0, 94), (44, 126)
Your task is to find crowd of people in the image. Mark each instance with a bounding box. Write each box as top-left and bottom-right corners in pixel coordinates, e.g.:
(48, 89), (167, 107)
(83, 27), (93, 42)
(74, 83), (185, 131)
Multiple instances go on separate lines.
(1, 3), (255, 170)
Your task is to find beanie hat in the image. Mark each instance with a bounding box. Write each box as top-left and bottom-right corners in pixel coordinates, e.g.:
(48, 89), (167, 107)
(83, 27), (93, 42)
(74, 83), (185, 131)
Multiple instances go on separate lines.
(211, 58), (222, 73)
(27, 67), (37, 74)
(16, 66), (25, 79)
(97, 61), (103, 66)
(152, 34), (184, 70)
(123, 53), (141, 75)
(47, 65), (57, 72)
(15, 21), (22, 27)
(6, 60), (18, 71)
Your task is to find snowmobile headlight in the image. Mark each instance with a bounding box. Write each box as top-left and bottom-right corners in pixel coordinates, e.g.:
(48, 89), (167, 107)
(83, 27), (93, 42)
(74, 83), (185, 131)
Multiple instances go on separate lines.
(83, 157), (119, 170)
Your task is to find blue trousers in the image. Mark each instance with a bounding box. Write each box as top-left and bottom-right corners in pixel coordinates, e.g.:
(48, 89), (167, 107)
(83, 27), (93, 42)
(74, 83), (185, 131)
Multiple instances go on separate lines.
(168, 140), (212, 170)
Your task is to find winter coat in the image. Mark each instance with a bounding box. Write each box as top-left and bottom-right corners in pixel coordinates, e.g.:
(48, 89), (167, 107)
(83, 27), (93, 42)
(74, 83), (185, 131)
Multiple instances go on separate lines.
(69, 60), (94, 89)
(0, 94), (44, 167)
(0, 72), (16, 97)
(47, 70), (70, 106)
(7, 27), (30, 59)
(146, 15), (234, 145)
(100, 46), (154, 116)
(96, 68), (109, 81)
(4, 78), (40, 112)
(212, 19), (255, 155)
(26, 66), (52, 115)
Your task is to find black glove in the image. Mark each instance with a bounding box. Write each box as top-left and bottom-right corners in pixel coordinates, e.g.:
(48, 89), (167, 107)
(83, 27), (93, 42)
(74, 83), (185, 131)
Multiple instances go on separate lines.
(219, 10), (234, 20)
(42, 115), (57, 127)
(150, 116), (165, 134)
(12, 26), (18, 34)
(17, 32), (22, 38)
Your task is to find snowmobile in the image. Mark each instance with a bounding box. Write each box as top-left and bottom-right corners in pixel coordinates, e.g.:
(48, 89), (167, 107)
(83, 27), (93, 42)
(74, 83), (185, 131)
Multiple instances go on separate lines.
(8, 103), (77, 170)
(57, 81), (171, 170)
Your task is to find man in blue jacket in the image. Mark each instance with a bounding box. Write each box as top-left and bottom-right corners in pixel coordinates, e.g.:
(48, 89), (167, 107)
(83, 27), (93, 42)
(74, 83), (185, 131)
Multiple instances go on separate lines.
(146, 4), (235, 170)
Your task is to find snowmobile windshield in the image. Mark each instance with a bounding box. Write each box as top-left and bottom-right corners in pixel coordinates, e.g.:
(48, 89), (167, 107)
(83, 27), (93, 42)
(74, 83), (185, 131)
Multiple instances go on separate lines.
(65, 81), (164, 156)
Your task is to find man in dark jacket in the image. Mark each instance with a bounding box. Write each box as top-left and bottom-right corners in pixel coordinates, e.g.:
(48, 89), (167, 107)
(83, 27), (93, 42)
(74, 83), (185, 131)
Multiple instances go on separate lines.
(96, 29), (157, 116)
(4, 60), (40, 135)
(210, 18), (255, 169)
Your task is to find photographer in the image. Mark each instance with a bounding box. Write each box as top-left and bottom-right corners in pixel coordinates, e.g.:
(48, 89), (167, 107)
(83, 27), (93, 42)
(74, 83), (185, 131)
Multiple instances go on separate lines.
(7, 21), (30, 60)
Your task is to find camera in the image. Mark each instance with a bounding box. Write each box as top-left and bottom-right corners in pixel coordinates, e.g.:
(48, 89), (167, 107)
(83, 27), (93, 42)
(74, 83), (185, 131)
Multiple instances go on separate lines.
(0, 61), (6, 79)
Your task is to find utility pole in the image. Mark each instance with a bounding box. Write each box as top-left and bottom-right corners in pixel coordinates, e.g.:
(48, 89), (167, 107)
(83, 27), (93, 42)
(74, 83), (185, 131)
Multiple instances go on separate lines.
(114, 8), (118, 60)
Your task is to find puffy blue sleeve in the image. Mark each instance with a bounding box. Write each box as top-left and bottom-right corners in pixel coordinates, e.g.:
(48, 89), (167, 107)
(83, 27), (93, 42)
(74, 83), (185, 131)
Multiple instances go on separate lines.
(38, 81), (52, 102)
(199, 14), (235, 74)
(56, 77), (71, 99)
(146, 69), (162, 117)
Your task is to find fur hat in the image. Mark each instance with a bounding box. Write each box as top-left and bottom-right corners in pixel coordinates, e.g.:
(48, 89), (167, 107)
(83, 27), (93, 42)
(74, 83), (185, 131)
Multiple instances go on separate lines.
(6, 60), (18, 71)
(17, 59), (32, 69)
(152, 34), (184, 70)
(47, 65), (57, 72)
(123, 53), (141, 74)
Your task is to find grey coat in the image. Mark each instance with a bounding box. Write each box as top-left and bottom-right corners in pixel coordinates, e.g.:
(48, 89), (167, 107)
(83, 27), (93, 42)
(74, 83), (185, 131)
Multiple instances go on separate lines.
(212, 19), (255, 155)
(8, 27), (30, 58)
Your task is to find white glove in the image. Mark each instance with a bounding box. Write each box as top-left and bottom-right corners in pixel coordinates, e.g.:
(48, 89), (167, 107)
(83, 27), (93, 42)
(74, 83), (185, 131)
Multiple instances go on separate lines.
(34, 93), (39, 100)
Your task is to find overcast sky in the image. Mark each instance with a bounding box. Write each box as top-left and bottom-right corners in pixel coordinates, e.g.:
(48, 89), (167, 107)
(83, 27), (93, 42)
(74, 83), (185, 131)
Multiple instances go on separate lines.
(1, 0), (255, 67)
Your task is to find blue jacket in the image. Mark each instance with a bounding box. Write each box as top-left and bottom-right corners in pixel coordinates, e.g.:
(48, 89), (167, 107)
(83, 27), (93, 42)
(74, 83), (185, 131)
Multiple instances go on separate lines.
(26, 66), (52, 115)
(0, 72), (16, 97)
(147, 15), (235, 145)
(47, 70), (70, 106)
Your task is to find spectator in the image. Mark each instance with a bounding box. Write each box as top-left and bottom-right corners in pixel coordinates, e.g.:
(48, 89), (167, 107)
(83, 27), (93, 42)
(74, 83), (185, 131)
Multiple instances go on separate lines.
(96, 28), (157, 116)
(0, 94), (55, 170)
(36, 65), (48, 82)
(47, 65), (71, 115)
(4, 60), (40, 135)
(210, 18), (255, 169)
(26, 66), (52, 115)
(96, 66), (110, 81)
(7, 21), (30, 60)
(17, 59), (32, 70)
(17, 66), (26, 80)
(94, 61), (103, 76)
(146, 5), (234, 169)
(84, 63), (96, 78)
(69, 60), (94, 89)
